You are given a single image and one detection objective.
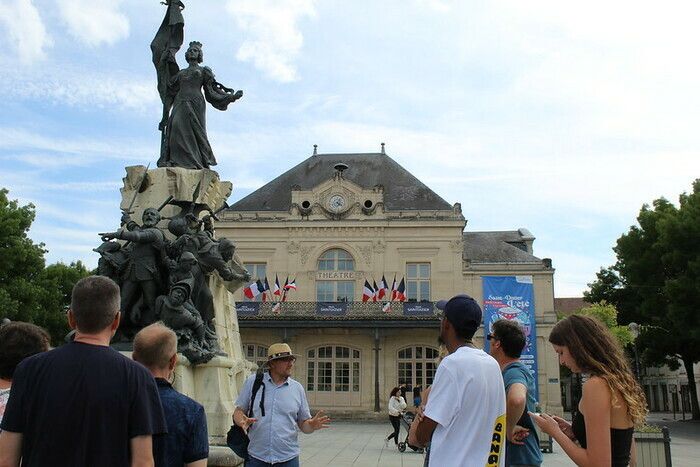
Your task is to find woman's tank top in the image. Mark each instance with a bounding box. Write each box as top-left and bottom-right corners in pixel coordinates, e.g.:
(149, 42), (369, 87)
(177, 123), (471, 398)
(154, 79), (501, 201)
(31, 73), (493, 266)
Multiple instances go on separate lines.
(572, 411), (634, 467)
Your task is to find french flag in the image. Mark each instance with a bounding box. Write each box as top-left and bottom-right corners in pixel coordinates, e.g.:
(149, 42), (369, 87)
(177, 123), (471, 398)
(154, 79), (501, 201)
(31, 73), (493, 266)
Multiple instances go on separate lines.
(378, 275), (388, 300)
(362, 280), (374, 302)
(273, 275), (281, 296)
(285, 278), (297, 291)
(243, 280), (262, 299)
(396, 278), (406, 302)
(372, 279), (380, 302)
(391, 274), (398, 301)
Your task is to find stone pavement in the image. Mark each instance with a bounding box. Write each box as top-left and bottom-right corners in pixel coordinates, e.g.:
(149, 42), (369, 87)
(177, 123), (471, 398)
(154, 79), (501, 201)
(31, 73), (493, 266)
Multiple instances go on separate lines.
(298, 421), (575, 466)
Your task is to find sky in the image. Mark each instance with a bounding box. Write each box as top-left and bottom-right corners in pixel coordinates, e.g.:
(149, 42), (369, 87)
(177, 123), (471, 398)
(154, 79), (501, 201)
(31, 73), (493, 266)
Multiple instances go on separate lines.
(1, 0), (699, 297)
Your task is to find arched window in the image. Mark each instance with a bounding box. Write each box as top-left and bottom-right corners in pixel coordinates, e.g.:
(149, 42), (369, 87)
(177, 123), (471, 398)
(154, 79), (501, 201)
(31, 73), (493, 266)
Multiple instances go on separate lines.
(316, 249), (355, 302)
(243, 343), (268, 369)
(397, 346), (439, 390)
(307, 345), (361, 393)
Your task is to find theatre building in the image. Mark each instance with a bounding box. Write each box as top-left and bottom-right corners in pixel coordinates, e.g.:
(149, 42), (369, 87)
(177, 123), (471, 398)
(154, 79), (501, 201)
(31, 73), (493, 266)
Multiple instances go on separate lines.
(217, 148), (562, 416)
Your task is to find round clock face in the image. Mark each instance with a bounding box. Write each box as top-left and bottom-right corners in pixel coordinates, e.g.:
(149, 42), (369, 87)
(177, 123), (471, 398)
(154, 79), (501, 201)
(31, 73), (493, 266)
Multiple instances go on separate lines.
(329, 194), (346, 211)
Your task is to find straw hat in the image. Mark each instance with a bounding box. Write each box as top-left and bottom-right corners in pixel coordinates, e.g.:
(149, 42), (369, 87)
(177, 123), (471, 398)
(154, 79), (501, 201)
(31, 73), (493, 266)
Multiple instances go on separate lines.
(267, 343), (298, 362)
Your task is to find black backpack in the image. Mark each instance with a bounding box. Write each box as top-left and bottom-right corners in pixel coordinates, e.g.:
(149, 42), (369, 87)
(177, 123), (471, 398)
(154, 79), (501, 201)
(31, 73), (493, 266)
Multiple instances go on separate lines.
(226, 369), (266, 459)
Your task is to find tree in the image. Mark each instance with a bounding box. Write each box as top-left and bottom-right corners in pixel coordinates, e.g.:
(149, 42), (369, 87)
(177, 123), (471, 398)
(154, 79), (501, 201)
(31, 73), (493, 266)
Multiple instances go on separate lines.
(0, 189), (89, 344)
(586, 180), (700, 419)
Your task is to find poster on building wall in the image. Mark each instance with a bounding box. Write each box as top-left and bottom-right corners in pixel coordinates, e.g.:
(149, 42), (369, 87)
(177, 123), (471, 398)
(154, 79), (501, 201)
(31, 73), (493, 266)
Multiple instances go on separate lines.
(316, 302), (349, 316)
(403, 302), (434, 316)
(482, 276), (539, 398)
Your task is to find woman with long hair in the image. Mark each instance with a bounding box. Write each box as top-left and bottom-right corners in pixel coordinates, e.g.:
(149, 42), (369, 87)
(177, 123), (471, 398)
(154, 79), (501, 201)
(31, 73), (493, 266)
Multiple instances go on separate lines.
(386, 386), (407, 446)
(531, 315), (647, 466)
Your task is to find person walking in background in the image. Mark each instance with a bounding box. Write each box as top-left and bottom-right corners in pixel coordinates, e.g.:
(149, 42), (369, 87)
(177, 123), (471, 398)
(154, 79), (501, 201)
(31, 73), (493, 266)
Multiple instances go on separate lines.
(0, 322), (50, 427)
(410, 294), (506, 467)
(488, 319), (542, 467)
(133, 323), (208, 467)
(0, 276), (167, 467)
(232, 343), (330, 467)
(530, 315), (647, 467)
(412, 387), (422, 409)
(385, 387), (407, 446)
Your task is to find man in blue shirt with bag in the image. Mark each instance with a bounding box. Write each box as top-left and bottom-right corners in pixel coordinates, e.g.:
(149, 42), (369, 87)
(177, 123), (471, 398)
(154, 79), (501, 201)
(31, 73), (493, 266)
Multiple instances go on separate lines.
(233, 343), (330, 467)
(488, 319), (543, 467)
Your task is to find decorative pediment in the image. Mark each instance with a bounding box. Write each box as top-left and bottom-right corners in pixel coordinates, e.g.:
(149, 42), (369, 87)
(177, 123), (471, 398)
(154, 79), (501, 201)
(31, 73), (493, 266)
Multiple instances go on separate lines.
(290, 175), (385, 220)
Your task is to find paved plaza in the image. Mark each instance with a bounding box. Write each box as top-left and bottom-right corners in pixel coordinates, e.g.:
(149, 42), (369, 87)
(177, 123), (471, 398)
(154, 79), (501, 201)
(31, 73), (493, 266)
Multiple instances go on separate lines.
(298, 417), (700, 467)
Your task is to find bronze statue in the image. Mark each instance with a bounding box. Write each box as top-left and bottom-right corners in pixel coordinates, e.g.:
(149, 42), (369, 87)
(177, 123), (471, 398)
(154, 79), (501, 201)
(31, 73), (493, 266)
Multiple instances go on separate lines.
(151, 0), (243, 169)
(99, 208), (167, 327)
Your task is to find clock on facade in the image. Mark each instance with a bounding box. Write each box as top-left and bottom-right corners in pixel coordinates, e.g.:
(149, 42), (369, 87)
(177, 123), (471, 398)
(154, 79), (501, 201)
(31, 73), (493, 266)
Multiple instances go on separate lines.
(328, 194), (346, 211)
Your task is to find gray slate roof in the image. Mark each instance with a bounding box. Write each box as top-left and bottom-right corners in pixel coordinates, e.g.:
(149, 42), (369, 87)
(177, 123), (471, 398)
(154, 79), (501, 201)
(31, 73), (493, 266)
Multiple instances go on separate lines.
(229, 153), (452, 212)
(463, 231), (541, 263)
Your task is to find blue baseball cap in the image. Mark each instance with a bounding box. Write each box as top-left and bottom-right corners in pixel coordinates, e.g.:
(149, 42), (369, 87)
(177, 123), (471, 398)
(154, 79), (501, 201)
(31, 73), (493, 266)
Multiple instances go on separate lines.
(436, 294), (482, 334)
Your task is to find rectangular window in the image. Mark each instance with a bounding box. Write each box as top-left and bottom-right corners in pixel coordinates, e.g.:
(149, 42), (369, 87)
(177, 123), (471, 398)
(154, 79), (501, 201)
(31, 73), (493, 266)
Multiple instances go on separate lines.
(316, 281), (335, 302)
(318, 362), (332, 391)
(243, 263), (267, 302)
(398, 362), (413, 386)
(336, 281), (354, 302)
(406, 263), (430, 302)
(307, 362), (315, 391)
(335, 362), (349, 392)
(352, 362), (360, 392)
(316, 281), (354, 302)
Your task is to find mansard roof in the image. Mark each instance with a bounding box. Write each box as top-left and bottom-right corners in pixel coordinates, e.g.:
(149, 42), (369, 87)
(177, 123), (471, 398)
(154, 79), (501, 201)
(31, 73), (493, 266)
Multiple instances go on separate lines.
(463, 231), (542, 263)
(229, 152), (453, 212)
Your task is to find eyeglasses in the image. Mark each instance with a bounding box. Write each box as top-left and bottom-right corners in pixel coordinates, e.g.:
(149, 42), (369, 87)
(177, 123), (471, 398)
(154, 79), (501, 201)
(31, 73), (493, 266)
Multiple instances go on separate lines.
(276, 356), (296, 363)
(486, 333), (498, 341)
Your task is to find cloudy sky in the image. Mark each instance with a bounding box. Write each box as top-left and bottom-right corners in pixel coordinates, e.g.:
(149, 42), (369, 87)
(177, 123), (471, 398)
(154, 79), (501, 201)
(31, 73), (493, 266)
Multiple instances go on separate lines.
(1, 0), (699, 297)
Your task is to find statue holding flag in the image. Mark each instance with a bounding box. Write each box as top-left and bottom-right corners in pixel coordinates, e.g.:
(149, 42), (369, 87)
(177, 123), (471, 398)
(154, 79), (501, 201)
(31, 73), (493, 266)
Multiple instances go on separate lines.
(151, 0), (243, 169)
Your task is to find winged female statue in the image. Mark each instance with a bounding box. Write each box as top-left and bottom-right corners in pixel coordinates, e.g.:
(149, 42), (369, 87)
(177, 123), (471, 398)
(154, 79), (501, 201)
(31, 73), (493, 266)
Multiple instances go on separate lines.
(151, 0), (243, 169)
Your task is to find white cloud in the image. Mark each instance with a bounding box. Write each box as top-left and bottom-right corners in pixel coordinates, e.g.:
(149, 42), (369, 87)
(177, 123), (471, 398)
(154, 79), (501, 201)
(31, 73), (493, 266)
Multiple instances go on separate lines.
(58, 0), (130, 47)
(0, 65), (157, 111)
(0, 0), (52, 63)
(0, 127), (154, 166)
(227, 0), (316, 82)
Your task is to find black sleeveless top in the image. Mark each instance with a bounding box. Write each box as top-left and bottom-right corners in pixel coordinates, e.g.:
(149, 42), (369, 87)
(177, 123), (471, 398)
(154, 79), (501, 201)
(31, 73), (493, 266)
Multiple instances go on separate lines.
(572, 411), (634, 467)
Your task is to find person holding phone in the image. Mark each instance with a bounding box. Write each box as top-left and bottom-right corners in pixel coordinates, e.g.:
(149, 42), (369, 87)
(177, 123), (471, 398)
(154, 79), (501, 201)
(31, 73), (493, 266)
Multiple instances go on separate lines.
(530, 315), (646, 467)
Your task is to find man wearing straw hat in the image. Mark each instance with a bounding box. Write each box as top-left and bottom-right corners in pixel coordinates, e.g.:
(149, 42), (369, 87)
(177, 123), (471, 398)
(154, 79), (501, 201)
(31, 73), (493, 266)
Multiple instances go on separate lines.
(233, 343), (331, 467)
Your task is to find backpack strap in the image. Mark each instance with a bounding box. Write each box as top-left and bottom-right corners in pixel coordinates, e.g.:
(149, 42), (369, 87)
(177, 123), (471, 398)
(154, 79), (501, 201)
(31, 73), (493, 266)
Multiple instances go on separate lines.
(247, 369), (266, 418)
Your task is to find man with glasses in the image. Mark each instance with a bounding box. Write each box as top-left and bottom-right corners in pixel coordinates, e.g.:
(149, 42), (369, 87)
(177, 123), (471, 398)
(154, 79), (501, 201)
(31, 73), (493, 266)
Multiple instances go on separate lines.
(488, 320), (542, 467)
(410, 294), (506, 467)
(233, 343), (331, 467)
(133, 323), (209, 467)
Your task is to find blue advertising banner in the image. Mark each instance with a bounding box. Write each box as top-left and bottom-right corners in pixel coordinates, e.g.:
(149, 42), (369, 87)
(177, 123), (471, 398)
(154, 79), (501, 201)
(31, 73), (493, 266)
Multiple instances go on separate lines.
(316, 302), (348, 316)
(403, 302), (435, 316)
(482, 276), (539, 398)
(236, 302), (260, 316)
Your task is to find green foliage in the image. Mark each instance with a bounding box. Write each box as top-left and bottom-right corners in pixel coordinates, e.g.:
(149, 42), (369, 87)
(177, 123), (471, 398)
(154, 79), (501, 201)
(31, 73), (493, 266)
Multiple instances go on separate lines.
(586, 179), (700, 419)
(577, 301), (632, 348)
(0, 189), (90, 344)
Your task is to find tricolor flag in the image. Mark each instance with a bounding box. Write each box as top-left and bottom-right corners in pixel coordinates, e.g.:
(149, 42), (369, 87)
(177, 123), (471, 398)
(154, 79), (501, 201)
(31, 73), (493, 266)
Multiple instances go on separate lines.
(261, 277), (271, 302)
(273, 275), (281, 296)
(362, 280), (374, 302)
(272, 302), (282, 314)
(391, 274), (398, 301)
(382, 301), (392, 313)
(372, 279), (379, 302)
(285, 277), (297, 291)
(378, 275), (388, 300)
(281, 276), (289, 302)
(243, 280), (263, 299)
(396, 278), (406, 302)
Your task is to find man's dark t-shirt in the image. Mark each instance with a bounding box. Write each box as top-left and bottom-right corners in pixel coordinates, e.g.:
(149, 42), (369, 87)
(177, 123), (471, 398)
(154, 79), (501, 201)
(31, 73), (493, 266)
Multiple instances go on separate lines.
(0, 341), (168, 467)
(153, 378), (209, 467)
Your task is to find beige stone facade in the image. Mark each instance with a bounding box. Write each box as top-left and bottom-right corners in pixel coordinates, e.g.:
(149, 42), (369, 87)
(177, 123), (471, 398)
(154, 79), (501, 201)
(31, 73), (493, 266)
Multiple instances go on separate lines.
(217, 151), (562, 416)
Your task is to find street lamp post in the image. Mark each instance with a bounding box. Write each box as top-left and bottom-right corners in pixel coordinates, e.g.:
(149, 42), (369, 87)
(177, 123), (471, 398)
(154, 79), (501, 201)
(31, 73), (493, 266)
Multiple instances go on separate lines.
(628, 322), (641, 381)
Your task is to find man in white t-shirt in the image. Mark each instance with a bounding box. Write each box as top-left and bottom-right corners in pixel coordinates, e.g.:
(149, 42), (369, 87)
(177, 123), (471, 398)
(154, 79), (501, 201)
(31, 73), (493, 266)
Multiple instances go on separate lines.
(410, 294), (506, 467)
